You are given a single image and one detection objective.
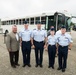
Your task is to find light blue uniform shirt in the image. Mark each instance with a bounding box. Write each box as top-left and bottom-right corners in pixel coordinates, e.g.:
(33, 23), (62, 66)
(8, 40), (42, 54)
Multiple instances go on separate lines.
(19, 29), (32, 41)
(48, 35), (57, 45)
(32, 29), (47, 42)
(56, 33), (73, 46)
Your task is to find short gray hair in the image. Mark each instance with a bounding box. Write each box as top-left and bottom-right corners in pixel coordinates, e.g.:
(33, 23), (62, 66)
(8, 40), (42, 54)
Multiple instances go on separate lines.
(12, 25), (17, 28)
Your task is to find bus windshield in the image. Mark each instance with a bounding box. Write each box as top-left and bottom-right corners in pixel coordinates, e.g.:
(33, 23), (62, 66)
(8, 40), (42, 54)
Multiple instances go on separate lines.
(45, 12), (71, 32)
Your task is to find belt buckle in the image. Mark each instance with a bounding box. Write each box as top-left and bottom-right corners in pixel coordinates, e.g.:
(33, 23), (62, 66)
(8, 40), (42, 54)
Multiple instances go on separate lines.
(39, 41), (42, 43)
(26, 41), (28, 42)
(60, 45), (64, 47)
(62, 46), (64, 47)
(62, 46), (65, 47)
(39, 41), (41, 43)
(50, 44), (52, 46)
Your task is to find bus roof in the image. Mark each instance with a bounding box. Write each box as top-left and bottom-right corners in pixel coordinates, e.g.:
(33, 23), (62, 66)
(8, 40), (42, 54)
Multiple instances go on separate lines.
(1, 11), (71, 21)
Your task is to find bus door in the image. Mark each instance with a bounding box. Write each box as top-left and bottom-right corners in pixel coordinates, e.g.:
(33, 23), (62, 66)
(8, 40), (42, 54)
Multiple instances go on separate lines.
(45, 16), (54, 30)
(54, 12), (65, 31)
(45, 12), (65, 31)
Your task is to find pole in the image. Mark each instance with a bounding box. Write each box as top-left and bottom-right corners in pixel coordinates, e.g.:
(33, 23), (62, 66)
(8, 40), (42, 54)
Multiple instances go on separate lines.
(56, 15), (58, 31)
(0, 19), (1, 28)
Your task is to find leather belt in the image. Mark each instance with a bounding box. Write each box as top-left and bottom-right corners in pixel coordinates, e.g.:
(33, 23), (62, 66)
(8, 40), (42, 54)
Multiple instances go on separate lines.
(49, 44), (55, 46)
(22, 41), (30, 42)
(34, 40), (43, 43)
(59, 45), (68, 48)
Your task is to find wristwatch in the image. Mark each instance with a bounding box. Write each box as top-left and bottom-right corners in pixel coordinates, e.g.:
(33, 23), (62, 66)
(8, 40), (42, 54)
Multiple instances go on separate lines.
(32, 44), (34, 46)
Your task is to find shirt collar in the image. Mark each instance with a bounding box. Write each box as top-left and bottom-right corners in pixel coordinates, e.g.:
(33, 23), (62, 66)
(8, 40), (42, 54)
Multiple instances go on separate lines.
(61, 33), (66, 36)
(24, 28), (29, 31)
(36, 28), (42, 31)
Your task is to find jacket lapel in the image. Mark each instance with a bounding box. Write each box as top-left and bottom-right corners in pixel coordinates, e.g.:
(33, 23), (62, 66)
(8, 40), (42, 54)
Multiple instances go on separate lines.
(11, 32), (19, 41)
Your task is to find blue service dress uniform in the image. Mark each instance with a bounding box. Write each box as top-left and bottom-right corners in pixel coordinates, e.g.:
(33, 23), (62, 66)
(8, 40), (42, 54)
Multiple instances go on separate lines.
(57, 33), (73, 69)
(19, 29), (32, 66)
(48, 35), (57, 68)
(32, 28), (47, 66)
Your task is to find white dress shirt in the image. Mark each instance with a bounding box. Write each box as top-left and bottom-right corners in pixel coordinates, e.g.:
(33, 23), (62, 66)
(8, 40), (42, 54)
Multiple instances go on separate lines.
(15, 33), (19, 41)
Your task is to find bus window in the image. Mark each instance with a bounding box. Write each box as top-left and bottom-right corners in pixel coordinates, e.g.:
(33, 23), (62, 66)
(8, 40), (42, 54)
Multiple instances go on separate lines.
(8, 20), (10, 25)
(45, 12), (70, 31)
(13, 20), (15, 24)
(41, 16), (46, 24)
(46, 16), (54, 30)
(30, 18), (34, 25)
(22, 19), (25, 24)
(35, 17), (40, 24)
(57, 15), (64, 30)
(19, 19), (21, 25)
(54, 12), (65, 31)
(11, 20), (13, 25)
(16, 19), (18, 25)
(2, 21), (6, 25)
(66, 17), (71, 31)
(26, 18), (29, 24)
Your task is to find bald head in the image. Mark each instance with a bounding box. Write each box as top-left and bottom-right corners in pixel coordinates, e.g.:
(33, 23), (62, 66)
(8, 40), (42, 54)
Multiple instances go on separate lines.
(12, 25), (17, 33)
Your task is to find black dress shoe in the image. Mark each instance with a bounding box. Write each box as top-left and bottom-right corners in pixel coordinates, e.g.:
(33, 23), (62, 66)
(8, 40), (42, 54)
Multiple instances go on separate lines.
(22, 64), (26, 67)
(27, 64), (31, 67)
(48, 66), (51, 68)
(15, 63), (20, 66)
(11, 65), (16, 68)
(57, 67), (62, 70)
(62, 69), (65, 72)
(52, 66), (54, 69)
(40, 65), (43, 68)
(35, 64), (38, 67)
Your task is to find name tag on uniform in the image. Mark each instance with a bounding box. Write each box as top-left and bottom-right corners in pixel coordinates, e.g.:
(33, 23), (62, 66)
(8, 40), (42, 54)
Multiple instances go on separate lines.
(65, 37), (68, 39)
(40, 33), (44, 37)
(64, 37), (68, 42)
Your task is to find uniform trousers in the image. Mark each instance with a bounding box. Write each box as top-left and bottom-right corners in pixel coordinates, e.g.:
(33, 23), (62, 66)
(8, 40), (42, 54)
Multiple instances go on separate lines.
(48, 45), (56, 67)
(22, 41), (31, 65)
(34, 40), (44, 65)
(58, 45), (68, 69)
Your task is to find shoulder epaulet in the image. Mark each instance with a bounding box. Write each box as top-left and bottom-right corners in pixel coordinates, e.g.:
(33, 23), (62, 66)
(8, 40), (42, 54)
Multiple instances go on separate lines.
(42, 29), (45, 30)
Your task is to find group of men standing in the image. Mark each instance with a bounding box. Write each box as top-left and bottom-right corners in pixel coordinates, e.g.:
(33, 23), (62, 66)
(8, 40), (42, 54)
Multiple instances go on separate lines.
(6, 21), (73, 72)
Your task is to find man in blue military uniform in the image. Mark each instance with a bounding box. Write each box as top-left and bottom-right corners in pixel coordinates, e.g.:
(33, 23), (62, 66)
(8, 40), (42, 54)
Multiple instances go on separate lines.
(32, 21), (47, 68)
(19, 21), (32, 67)
(57, 25), (73, 72)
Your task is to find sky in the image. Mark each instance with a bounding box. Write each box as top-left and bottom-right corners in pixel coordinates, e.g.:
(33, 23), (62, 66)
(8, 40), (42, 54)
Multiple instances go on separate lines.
(0, 0), (76, 21)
